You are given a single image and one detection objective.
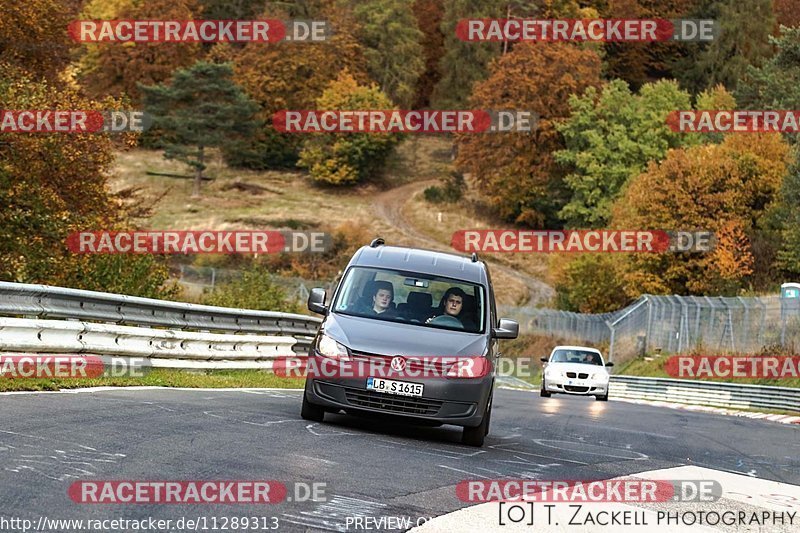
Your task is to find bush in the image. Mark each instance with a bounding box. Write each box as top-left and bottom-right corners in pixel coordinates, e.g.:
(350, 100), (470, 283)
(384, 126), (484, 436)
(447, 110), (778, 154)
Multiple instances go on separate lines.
(424, 171), (465, 204)
(203, 266), (299, 313)
(221, 127), (300, 170)
(66, 254), (180, 300)
(553, 254), (629, 313)
(262, 222), (374, 280)
(298, 72), (403, 185)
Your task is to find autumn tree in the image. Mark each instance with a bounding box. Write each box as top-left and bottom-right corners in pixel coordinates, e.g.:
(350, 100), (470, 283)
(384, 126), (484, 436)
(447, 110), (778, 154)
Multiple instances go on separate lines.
(612, 133), (791, 296)
(0, 0), (81, 81)
(221, 3), (368, 169)
(555, 79), (694, 228)
(297, 72), (403, 185)
(413, 0), (446, 108)
(553, 254), (630, 313)
(432, 0), (502, 108)
(772, 0), (800, 32)
(455, 42), (603, 227)
(774, 158), (800, 276)
(0, 64), (175, 297)
(602, 0), (699, 90)
(76, 0), (204, 103)
(196, 0), (261, 19)
(140, 61), (259, 197)
(673, 0), (775, 94)
(736, 28), (800, 277)
(353, 0), (425, 107)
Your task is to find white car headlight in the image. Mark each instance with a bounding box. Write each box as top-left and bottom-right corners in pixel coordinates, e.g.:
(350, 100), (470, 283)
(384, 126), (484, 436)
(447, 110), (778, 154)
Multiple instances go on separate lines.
(317, 333), (350, 360)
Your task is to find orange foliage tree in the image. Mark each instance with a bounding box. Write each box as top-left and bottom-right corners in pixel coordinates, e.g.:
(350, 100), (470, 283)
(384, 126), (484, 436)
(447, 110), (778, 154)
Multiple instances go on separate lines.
(455, 42), (603, 228)
(219, 3), (369, 168)
(612, 133), (791, 296)
(0, 64), (174, 297)
(412, 0), (445, 108)
(0, 0), (82, 80)
(76, 0), (204, 103)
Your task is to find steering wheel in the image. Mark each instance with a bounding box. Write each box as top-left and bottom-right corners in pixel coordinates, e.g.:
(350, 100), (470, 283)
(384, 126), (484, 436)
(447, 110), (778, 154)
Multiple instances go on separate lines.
(428, 315), (464, 328)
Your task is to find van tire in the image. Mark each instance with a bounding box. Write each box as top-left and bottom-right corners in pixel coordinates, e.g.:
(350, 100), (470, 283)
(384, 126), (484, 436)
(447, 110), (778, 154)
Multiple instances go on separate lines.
(462, 397), (490, 447)
(301, 395), (325, 422)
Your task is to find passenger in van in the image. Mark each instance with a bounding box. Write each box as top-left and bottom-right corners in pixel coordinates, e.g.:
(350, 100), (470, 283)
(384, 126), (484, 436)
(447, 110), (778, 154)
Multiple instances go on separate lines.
(427, 287), (475, 329)
(361, 280), (397, 317)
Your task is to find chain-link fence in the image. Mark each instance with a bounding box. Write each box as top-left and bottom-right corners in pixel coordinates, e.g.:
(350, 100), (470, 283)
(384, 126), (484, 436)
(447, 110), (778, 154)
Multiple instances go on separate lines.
(173, 264), (336, 304)
(175, 265), (800, 364)
(500, 285), (800, 365)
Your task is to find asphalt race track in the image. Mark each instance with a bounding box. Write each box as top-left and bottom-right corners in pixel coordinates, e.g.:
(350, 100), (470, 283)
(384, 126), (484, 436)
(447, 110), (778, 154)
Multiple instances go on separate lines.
(0, 387), (798, 532)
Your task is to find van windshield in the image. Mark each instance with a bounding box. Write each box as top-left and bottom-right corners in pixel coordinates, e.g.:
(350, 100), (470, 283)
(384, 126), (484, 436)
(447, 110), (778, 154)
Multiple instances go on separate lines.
(332, 266), (485, 333)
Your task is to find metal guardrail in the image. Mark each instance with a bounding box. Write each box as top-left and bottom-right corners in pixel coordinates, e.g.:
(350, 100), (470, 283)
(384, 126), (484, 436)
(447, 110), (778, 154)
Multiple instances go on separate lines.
(0, 282), (321, 354)
(0, 317), (297, 367)
(610, 375), (800, 413)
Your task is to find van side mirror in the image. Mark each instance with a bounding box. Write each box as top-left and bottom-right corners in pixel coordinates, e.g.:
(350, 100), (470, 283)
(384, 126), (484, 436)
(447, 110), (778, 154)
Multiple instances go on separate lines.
(308, 288), (328, 315)
(605, 361), (614, 367)
(540, 356), (549, 363)
(492, 318), (518, 339)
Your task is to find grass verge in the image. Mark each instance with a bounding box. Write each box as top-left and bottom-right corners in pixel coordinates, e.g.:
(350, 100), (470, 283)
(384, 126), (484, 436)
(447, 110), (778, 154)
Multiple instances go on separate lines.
(616, 356), (800, 388)
(0, 369), (306, 392)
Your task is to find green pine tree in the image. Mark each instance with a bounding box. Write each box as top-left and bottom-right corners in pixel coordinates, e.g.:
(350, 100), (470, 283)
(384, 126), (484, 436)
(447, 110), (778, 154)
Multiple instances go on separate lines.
(675, 0), (774, 94)
(353, 0), (426, 107)
(140, 61), (259, 197)
(738, 26), (800, 111)
(775, 157), (800, 276)
(737, 27), (800, 277)
(432, 0), (502, 109)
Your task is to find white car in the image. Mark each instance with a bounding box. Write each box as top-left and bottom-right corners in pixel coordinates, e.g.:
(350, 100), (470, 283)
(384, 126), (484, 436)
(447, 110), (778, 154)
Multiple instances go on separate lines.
(540, 346), (613, 401)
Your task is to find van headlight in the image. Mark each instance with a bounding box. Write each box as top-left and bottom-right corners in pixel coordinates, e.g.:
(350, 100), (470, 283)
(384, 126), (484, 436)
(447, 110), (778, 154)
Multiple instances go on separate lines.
(317, 333), (350, 360)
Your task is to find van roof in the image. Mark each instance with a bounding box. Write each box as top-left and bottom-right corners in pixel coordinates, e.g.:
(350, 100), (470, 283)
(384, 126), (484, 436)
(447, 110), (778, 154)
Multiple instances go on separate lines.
(348, 245), (488, 284)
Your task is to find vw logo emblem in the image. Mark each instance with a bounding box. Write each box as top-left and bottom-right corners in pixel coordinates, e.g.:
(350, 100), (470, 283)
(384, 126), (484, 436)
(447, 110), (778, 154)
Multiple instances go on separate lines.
(390, 356), (406, 371)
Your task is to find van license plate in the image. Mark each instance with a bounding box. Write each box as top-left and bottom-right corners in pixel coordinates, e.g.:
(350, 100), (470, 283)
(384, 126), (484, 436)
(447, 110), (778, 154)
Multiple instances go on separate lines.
(366, 377), (424, 397)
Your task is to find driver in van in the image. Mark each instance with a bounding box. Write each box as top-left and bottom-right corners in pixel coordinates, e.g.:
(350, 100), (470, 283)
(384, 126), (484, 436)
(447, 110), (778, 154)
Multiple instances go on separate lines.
(426, 287), (474, 329)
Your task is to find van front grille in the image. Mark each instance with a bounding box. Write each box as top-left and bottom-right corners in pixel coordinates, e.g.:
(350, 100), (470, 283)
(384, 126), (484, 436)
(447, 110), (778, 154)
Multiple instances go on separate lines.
(343, 387), (443, 416)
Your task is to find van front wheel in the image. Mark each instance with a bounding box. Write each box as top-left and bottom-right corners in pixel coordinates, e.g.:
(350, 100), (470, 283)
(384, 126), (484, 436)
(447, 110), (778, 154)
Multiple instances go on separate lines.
(462, 403), (490, 447)
(301, 395), (325, 422)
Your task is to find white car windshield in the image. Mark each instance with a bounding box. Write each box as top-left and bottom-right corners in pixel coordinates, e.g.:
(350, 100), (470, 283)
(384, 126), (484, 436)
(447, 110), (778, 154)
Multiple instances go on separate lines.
(551, 349), (604, 366)
(332, 266), (484, 333)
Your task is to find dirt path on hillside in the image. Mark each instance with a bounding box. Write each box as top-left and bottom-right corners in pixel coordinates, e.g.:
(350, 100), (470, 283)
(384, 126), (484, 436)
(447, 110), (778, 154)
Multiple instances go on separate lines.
(372, 180), (554, 307)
